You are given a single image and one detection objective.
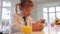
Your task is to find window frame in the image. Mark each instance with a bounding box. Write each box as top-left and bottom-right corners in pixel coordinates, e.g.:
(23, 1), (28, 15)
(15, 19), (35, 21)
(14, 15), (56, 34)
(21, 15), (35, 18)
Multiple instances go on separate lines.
(43, 6), (60, 25)
(0, 0), (12, 28)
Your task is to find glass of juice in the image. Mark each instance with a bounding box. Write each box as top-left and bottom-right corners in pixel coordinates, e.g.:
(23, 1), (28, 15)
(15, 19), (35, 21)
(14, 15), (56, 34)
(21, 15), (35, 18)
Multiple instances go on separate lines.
(22, 26), (32, 34)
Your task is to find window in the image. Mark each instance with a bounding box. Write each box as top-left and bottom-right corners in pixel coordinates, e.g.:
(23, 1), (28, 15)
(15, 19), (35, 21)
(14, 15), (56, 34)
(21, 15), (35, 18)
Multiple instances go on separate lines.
(56, 6), (60, 11)
(2, 1), (11, 19)
(49, 7), (55, 12)
(56, 13), (60, 18)
(43, 8), (48, 12)
(43, 6), (60, 25)
(43, 13), (48, 23)
(49, 13), (55, 23)
(0, 0), (12, 27)
(2, 8), (11, 19)
(3, 1), (11, 7)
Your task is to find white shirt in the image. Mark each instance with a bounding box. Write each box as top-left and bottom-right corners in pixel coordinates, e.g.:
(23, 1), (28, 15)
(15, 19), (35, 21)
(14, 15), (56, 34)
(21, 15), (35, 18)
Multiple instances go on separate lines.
(12, 14), (33, 32)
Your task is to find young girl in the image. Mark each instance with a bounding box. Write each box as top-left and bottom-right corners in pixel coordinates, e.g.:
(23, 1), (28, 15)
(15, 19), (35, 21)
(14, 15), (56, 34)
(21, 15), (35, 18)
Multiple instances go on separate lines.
(12, 0), (34, 34)
(12, 0), (46, 34)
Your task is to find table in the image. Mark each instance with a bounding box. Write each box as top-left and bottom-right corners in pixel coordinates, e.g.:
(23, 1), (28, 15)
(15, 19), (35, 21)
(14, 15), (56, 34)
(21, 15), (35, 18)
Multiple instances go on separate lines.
(4, 26), (60, 34)
(12, 31), (45, 34)
(32, 31), (45, 34)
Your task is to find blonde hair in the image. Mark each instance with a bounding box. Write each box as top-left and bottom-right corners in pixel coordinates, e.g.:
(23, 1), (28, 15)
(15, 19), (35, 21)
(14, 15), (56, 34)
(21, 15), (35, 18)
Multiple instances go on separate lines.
(15, 0), (34, 13)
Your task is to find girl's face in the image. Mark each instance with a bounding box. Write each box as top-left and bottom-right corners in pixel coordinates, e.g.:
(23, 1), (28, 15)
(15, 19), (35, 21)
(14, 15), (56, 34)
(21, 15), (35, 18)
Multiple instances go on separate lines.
(21, 7), (33, 16)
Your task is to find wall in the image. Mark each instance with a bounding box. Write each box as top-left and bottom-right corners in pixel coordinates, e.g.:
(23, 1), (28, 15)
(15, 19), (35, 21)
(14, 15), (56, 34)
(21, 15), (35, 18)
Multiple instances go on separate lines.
(31, 4), (38, 21)
(11, 0), (19, 14)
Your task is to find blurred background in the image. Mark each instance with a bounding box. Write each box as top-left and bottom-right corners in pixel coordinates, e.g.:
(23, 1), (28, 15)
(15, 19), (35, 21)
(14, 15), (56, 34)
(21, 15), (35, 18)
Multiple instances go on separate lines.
(0, 0), (60, 34)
